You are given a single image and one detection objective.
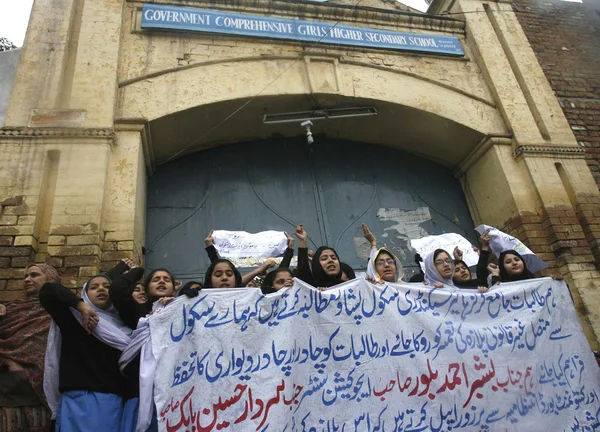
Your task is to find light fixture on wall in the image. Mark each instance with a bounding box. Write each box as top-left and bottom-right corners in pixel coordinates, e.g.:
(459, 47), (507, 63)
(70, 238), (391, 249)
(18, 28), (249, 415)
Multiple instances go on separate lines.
(262, 106), (377, 124)
(263, 107), (377, 144)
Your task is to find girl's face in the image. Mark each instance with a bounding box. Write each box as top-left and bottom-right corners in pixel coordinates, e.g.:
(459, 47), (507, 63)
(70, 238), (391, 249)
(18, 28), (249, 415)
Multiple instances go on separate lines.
(24, 266), (48, 296)
(434, 252), (454, 279)
(272, 271), (294, 290)
(375, 251), (397, 282)
(319, 249), (340, 277)
(87, 276), (111, 310)
(132, 283), (147, 304)
(453, 262), (471, 282)
(211, 262), (236, 288)
(503, 254), (525, 276)
(148, 271), (174, 298)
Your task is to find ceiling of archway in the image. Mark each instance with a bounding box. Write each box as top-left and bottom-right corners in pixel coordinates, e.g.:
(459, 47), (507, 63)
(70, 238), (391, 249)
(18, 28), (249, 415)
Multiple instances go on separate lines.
(149, 94), (486, 168)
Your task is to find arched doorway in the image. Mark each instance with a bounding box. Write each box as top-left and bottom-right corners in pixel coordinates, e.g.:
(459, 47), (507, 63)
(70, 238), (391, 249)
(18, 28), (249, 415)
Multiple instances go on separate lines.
(145, 137), (475, 282)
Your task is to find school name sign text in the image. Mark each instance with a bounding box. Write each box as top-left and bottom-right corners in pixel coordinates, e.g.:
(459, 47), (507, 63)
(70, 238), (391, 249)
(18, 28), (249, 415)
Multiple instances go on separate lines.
(141, 4), (465, 56)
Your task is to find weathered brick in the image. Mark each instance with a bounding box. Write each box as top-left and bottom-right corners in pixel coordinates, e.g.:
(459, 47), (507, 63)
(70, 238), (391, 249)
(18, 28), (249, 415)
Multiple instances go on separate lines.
(17, 215), (36, 225)
(0, 236), (13, 246)
(11, 257), (30, 268)
(0, 280), (6, 290)
(47, 246), (82, 257)
(0, 215), (18, 225)
(80, 245), (100, 256)
(0, 225), (34, 236)
(64, 256), (100, 267)
(102, 241), (118, 251)
(0, 258), (10, 268)
(14, 236), (38, 249)
(49, 224), (99, 236)
(104, 231), (133, 242)
(45, 257), (64, 268)
(48, 235), (66, 246)
(66, 235), (100, 246)
(0, 291), (24, 301)
(1, 196), (24, 206)
(0, 247), (32, 257)
(6, 280), (23, 291)
(101, 251), (131, 261)
(0, 268), (26, 279)
(117, 241), (134, 251)
(59, 267), (79, 278)
(34, 253), (48, 263)
(79, 266), (100, 277)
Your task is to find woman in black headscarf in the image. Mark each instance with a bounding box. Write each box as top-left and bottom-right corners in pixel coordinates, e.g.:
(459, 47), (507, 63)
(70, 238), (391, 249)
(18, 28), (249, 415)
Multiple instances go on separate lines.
(204, 259), (243, 289)
(294, 224), (352, 288)
(487, 249), (563, 288)
(492, 249), (535, 284)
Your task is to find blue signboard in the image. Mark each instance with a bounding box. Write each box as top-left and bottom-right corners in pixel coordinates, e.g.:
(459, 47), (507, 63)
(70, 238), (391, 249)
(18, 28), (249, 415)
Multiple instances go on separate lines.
(141, 4), (464, 56)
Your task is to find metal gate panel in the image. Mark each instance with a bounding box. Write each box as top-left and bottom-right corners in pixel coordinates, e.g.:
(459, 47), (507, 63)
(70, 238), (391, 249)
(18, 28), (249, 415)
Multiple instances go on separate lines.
(146, 138), (475, 282)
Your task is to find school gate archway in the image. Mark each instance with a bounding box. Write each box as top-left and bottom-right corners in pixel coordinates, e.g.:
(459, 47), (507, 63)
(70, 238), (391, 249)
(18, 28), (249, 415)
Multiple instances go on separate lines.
(145, 138), (475, 282)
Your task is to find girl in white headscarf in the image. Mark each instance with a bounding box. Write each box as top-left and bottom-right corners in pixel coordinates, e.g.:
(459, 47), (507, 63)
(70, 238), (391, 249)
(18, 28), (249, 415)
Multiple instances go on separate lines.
(41, 274), (132, 431)
(423, 249), (456, 288)
(362, 224), (404, 283)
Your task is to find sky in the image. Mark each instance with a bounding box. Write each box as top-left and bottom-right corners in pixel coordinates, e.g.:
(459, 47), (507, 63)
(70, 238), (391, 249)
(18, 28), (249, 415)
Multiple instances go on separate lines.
(0, 0), (429, 48)
(0, 0), (35, 47)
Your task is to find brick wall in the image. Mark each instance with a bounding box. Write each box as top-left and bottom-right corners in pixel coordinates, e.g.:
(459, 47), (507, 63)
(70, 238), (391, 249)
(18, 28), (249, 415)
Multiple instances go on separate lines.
(514, 0), (600, 185)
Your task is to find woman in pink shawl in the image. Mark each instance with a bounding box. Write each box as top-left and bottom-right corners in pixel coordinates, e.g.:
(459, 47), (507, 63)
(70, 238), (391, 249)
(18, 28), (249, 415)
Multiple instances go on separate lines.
(0, 264), (59, 432)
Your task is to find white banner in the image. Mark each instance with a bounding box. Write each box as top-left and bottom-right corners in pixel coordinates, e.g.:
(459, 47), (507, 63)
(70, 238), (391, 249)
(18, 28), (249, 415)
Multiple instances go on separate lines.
(149, 279), (600, 431)
(475, 224), (548, 273)
(411, 233), (479, 268)
(212, 230), (287, 263)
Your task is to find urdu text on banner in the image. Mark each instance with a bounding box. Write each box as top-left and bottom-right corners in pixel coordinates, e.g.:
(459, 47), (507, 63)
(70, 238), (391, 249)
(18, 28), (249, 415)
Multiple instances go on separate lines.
(149, 278), (600, 431)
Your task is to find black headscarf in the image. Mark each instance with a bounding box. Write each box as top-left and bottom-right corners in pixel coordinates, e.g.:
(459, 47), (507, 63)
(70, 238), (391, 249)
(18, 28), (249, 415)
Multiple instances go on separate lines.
(178, 281), (203, 297)
(311, 246), (345, 287)
(499, 249), (534, 282)
(261, 268), (293, 294)
(340, 262), (356, 280)
(452, 259), (479, 288)
(204, 259), (242, 288)
(408, 253), (425, 283)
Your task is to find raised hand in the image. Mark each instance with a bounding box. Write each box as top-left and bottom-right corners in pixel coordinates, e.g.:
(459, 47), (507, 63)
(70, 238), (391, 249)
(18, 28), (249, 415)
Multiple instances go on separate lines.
(479, 229), (491, 251)
(477, 286), (489, 293)
(453, 246), (463, 261)
(123, 258), (137, 269)
(159, 297), (175, 306)
(362, 223), (377, 248)
(258, 259), (277, 276)
(205, 230), (215, 247)
(295, 224), (308, 248)
(76, 302), (100, 334)
(487, 263), (500, 277)
(284, 232), (295, 249)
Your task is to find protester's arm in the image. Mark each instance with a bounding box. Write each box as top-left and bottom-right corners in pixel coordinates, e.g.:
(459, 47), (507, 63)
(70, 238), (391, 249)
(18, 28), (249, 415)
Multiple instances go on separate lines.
(104, 260), (130, 281)
(203, 230), (220, 264)
(241, 260), (276, 285)
(109, 271), (148, 330)
(475, 249), (491, 285)
(295, 224), (313, 284)
(475, 229), (492, 284)
(39, 283), (98, 333)
(362, 224), (377, 250)
(122, 266), (145, 285)
(279, 232), (295, 269)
